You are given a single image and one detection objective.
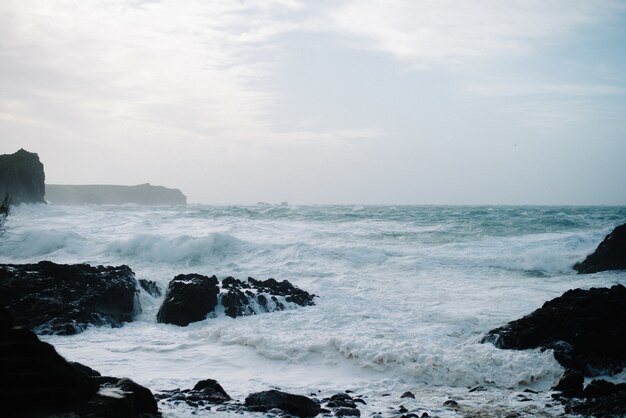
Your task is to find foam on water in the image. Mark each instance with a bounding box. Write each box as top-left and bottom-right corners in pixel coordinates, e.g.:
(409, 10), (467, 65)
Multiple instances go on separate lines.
(2, 204), (625, 417)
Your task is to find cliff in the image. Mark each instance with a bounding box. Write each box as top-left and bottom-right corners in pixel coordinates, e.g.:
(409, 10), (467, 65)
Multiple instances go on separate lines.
(0, 149), (46, 204)
(45, 183), (187, 205)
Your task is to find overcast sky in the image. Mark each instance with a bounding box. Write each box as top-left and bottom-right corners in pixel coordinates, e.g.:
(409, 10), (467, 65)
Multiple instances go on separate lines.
(1, 1), (625, 204)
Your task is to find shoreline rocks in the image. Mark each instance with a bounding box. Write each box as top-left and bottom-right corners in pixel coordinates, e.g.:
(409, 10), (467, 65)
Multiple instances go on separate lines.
(0, 261), (140, 335)
(574, 222), (626, 274)
(157, 274), (316, 326)
(0, 306), (158, 418)
(482, 284), (626, 375)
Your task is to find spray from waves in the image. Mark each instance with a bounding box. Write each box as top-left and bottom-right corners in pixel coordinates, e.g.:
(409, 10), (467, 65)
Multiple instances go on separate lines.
(105, 232), (253, 265)
(0, 229), (88, 259)
(420, 229), (608, 275)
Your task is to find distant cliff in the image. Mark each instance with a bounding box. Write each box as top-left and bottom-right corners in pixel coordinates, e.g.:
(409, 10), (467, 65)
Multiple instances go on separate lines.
(0, 149), (46, 204)
(45, 183), (187, 205)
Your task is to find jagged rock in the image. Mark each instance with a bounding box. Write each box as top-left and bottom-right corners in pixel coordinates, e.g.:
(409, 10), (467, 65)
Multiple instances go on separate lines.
(0, 148), (46, 204)
(561, 380), (626, 417)
(156, 274), (316, 326)
(482, 285), (626, 375)
(0, 306), (158, 417)
(45, 183), (187, 205)
(574, 223), (626, 274)
(553, 370), (583, 395)
(156, 274), (219, 326)
(139, 279), (162, 298)
(156, 378), (232, 408)
(245, 389), (321, 417)
(400, 391), (415, 399)
(0, 261), (140, 335)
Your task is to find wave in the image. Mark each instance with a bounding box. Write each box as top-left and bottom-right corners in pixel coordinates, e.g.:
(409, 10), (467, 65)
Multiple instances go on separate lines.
(105, 232), (251, 265)
(0, 229), (88, 258)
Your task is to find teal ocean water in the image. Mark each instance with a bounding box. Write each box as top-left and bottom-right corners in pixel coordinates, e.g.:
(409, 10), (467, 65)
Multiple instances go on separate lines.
(2, 204), (625, 417)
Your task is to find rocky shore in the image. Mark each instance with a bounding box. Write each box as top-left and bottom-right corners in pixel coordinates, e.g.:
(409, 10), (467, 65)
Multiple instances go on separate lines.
(0, 221), (624, 417)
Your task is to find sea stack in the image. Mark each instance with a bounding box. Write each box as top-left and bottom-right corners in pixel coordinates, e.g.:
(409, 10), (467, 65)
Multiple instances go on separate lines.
(0, 149), (46, 204)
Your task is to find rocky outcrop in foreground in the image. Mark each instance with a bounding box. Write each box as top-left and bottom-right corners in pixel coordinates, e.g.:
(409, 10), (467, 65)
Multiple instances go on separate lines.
(0, 261), (140, 335)
(156, 274), (316, 326)
(0, 306), (158, 417)
(574, 222), (626, 273)
(45, 183), (187, 205)
(482, 284), (626, 375)
(0, 148), (45, 204)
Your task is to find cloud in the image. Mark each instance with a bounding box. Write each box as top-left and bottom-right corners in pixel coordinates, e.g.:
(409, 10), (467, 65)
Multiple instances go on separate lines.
(327, 0), (623, 68)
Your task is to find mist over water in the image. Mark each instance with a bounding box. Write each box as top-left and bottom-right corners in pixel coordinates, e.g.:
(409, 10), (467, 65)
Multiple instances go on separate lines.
(1, 204), (625, 417)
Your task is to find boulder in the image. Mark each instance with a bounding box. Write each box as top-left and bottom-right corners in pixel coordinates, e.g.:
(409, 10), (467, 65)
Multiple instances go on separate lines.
(156, 274), (316, 326)
(563, 379), (626, 417)
(155, 378), (232, 408)
(0, 261), (140, 335)
(0, 306), (158, 417)
(482, 285), (626, 375)
(245, 389), (320, 417)
(574, 223), (626, 273)
(156, 274), (219, 326)
(0, 148), (46, 204)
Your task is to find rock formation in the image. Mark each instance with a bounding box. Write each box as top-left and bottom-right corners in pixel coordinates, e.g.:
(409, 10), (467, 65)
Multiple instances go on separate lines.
(574, 222), (626, 273)
(482, 284), (626, 375)
(156, 274), (316, 326)
(0, 306), (158, 417)
(0, 261), (140, 335)
(0, 148), (46, 204)
(45, 183), (187, 205)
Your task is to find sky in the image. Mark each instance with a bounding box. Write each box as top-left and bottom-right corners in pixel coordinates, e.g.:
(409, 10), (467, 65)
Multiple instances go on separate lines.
(1, 0), (626, 205)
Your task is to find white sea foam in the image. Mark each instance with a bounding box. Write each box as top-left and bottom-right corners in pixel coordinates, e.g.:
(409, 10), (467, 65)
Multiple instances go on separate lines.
(2, 204), (625, 417)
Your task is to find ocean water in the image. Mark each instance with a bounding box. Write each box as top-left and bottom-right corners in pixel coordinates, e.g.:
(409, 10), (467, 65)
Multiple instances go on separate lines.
(1, 204), (626, 417)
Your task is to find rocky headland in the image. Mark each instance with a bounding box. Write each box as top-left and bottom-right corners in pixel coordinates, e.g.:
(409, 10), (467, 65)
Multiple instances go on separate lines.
(45, 183), (187, 205)
(0, 149), (46, 204)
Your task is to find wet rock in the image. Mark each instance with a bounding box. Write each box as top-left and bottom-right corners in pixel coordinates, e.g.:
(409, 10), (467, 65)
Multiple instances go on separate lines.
(139, 279), (162, 298)
(443, 400), (459, 408)
(156, 274), (316, 325)
(335, 406), (360, 416)
(156, 274), (219, 326)
(0, 306), (158, 417)
(482, 284), (626, 375)
(0, 261), (139, 335)
(156, 378), (232, 409)
(398, 405), (408, 413)
(562, 379), (626, 417)
(553, 370), (583, 395)
(193, 379), (231, 402)
(400, 391), (415, 398)
(245, 389), (321, 417)
(574, 223), (626, 274)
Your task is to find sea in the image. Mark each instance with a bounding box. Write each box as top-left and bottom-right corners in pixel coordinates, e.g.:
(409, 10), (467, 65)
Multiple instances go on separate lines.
(1, 204), (625, 417)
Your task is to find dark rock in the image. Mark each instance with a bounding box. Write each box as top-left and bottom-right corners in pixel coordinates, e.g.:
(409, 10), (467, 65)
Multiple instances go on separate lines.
(561, 379), (626, 417)
(0, 261), (140, 335)
(245, 389), (321, 417)
(156, 274), (219, 326)
(45, 183), (187, 205)
(443, 400), (459, 408)
(70, 361), (102, 377)
(0, 306), (158, 417)
(193, 379), (231, 402)
(335, 407), (360, 416)
(553, 370), (583, 395)
(398, 405), (408, 413)
(482, 285), (626, 375)
(156, 379), (231, 408)
(574, 223), (626, 274)
(400, 391), (415, 398)
(156, 274), (317, 325)
(139, 279), (162, 298)
(583, 379), (626, 398)
(353, 398), (366, 405)
(0, 148), (46, 204)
